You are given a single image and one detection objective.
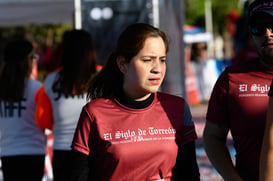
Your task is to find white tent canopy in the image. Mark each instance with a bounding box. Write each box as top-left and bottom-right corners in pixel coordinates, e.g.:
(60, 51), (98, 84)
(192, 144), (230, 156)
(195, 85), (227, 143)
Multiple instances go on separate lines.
(0, 0), (74, 27)
(184, 32), (213, 43)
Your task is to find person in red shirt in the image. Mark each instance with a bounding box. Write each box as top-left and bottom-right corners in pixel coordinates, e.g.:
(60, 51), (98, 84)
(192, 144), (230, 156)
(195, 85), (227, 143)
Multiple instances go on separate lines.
(203, 0), (273, 180)
(70, 23), (200, 181)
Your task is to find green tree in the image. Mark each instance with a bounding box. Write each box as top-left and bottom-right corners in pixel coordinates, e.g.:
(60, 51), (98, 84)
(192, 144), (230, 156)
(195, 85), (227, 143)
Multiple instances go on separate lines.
(0, 24), (72, 47)
(184, 0), (242, 34)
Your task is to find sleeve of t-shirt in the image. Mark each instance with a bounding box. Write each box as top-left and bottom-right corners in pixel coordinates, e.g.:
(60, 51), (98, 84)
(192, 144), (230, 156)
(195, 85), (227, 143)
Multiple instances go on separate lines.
(206, 69), (229, 125)
(71, 106), (93, 156)
(180, 101), (198, 145)
(268, 79), (273, 97)
(35, 85), (54, 130)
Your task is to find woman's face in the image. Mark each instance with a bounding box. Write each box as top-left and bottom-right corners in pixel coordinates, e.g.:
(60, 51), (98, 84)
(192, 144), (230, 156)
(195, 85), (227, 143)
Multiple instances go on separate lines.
(120, 37), (167, 101)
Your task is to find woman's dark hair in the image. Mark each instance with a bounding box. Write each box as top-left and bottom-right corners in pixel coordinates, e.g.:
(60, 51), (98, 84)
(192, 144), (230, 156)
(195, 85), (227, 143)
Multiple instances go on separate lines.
(87, 23), (169, 100)
(52, 29), (97, 95)
(0, 38), (33, 102)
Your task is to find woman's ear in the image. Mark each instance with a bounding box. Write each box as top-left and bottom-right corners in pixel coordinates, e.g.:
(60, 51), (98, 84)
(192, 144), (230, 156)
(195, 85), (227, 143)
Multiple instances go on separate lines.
(116, 56), (127, 74)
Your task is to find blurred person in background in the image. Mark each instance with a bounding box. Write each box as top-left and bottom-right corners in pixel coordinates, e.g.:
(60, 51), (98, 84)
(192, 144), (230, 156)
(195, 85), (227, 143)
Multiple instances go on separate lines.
(35, 29), (98, 181)
(190, 42), (218, 103)
(0, 38), (47, 181)
(203, 0), (273, 180)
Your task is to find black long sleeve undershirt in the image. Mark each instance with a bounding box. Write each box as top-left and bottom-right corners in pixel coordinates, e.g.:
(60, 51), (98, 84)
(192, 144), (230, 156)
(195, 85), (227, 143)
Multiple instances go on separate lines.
(173, 141), (200, 181)
(70, 149), (92, 181)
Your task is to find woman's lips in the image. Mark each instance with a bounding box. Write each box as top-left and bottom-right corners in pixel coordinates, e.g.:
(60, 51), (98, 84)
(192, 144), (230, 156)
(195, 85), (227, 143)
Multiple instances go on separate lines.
(149, 78), (161, 85)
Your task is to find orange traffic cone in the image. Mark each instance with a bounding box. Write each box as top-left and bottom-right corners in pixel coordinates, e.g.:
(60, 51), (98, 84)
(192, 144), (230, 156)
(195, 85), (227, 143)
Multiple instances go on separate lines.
(185, 64), (200, 105)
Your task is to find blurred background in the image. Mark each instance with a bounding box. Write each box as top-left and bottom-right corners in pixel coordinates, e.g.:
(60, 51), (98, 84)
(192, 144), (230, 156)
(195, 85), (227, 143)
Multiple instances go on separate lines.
(0, 0), (253, 180)
(0, 0), (249, 99)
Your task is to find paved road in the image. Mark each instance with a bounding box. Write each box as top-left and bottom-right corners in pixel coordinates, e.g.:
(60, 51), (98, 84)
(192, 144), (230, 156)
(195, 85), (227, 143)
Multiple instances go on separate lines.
(191, 103), (235, 181)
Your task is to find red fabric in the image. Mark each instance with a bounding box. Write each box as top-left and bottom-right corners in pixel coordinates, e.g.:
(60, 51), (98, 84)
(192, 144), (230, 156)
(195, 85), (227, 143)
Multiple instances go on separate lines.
(35, 86), (54, 130)
(72, 92), (197, 180)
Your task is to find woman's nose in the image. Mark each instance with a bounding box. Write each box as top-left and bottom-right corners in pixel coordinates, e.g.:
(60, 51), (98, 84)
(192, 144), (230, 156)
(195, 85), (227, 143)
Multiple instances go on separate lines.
(265, 27), (273, 36)
(151, 60), (162, 73)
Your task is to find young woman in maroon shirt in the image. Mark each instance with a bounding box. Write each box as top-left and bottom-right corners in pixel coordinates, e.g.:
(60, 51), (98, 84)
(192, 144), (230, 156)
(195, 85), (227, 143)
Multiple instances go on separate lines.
(70, 23), (200, 181)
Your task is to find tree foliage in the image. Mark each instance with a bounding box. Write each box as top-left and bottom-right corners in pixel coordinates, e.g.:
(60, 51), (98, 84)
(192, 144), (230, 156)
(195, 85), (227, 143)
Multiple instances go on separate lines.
(184, 0), (242, 33)
(0, 24), (72, 48)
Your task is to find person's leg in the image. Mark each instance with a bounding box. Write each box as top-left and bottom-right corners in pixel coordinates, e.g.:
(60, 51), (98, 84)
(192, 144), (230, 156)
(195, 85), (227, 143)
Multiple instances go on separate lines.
(1, 156), (17, 181)
(2, 155), (45, 181)
(53, 150), (72, 181)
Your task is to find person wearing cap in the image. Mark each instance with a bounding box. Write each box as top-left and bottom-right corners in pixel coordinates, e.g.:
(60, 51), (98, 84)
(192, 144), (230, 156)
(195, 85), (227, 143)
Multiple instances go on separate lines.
(202, 0), (273, 180)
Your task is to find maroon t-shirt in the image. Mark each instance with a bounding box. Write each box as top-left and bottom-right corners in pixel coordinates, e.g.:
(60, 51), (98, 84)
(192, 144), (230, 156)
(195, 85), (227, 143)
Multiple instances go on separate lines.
(206, 59), (273, 181)
(72, 92), (197, 181)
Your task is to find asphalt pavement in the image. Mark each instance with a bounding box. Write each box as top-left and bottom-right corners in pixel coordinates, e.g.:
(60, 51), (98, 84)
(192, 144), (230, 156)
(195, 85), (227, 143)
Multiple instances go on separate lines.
(190, 103), (235, 181)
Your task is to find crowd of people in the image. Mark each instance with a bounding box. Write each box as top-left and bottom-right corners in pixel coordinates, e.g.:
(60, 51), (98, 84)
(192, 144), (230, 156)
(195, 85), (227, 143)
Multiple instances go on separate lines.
(0, 23), (201, 180)
(2, 0), (273, 180)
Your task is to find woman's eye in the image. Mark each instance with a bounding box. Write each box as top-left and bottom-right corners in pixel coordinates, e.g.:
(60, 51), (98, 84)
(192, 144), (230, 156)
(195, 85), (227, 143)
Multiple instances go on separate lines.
(143, 59), (151, 62)
(160, 59), (166, 63)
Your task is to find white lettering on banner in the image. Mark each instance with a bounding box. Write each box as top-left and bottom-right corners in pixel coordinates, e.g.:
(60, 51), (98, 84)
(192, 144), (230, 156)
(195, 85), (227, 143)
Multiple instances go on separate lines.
(104, 127), (176, 145)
